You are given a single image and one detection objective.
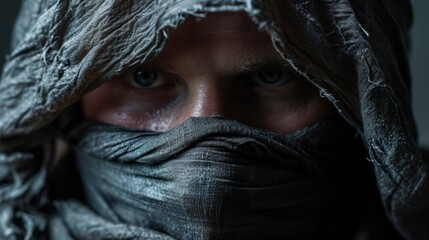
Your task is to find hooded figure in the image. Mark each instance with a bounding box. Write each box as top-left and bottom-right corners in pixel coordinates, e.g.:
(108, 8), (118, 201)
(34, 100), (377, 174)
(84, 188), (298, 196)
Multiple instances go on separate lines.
(0, 0), (428, 239)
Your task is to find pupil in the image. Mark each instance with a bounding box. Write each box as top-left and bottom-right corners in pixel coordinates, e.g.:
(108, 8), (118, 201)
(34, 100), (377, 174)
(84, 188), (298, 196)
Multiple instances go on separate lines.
(133, 68), (157, 87)
(258, 70), (283, 84)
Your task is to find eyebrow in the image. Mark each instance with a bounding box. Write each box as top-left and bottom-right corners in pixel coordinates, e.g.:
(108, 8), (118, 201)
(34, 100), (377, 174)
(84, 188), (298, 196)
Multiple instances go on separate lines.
(147, 51), (287, 74)
(150, 62), (177, 74)
(238, 51), (286, 73)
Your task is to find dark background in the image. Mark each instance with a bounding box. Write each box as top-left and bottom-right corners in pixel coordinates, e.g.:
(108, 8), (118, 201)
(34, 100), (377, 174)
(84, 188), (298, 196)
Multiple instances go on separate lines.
(1, 1), (428, 149)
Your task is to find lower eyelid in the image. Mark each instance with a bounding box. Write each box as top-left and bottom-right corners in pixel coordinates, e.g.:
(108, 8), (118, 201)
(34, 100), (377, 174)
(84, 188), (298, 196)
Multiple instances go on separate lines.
(252, 78), (303, 97)
(255, 86), (291, 98)
(129, 85), (179, 99)
(111, 76), (175, 99)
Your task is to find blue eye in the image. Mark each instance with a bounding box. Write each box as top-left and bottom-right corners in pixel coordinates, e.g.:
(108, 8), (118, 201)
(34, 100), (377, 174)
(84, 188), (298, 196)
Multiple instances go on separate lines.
(132, 68), (158, 87)
(257, 70), (283, 85)
(249, 69), (288, 87)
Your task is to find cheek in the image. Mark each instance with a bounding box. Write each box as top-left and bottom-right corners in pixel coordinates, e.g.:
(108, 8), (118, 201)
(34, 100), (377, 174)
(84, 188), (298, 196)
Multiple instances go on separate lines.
(270, 97), (334, 134)
(82, 81), (149, 129)
(238, 86), (335, 134)
(82, 80), (181, 131)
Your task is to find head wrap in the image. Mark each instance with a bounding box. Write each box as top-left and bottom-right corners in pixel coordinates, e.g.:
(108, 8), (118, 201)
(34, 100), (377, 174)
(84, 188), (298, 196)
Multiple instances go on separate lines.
(0, 0), (427, 239)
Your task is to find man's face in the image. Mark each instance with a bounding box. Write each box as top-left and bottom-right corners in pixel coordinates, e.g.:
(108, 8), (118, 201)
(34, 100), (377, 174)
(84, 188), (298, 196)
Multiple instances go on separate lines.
(82, 12), (333, 134)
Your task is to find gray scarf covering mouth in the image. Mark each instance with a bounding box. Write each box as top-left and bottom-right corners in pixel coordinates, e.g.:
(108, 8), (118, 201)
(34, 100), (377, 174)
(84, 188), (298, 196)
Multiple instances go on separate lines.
(1, 0), (429, 239)
(51, 116), (366, 239)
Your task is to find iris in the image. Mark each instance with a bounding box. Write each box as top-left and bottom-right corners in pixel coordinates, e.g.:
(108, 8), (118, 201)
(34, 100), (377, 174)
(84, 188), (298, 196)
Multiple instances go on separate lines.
(257, 70), (284, 85)
(133, 68), (158, 87)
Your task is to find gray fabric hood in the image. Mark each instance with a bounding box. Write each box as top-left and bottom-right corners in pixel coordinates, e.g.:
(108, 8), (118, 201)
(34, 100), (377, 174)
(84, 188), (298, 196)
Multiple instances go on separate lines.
(0, 0), (428, 239)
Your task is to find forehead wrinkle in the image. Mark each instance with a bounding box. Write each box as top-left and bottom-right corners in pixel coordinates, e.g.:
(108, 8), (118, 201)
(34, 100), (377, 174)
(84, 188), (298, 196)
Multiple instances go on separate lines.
(146, 13), (283, 78)
(147, 46), (283, 79)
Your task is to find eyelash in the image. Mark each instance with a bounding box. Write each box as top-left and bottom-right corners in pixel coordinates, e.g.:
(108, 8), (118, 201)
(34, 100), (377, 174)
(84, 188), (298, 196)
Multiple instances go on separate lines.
(122, 67), (299, 99)
(239, 70), (298, 96)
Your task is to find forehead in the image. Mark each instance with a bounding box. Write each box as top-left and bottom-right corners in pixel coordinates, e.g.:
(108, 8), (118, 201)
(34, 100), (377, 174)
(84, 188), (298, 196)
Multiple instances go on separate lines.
(175, 12), (261, 34)
(150, 12), (280, 74)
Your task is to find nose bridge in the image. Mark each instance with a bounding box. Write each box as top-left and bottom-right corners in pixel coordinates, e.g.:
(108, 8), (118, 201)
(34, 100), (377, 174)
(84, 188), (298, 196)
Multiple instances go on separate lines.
(189, 80), (227, 117)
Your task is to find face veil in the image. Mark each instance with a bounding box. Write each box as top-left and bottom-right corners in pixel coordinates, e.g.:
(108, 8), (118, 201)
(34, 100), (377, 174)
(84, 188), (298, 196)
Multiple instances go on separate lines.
(58, 116), (366, 239)
(0, 0), (428, 239)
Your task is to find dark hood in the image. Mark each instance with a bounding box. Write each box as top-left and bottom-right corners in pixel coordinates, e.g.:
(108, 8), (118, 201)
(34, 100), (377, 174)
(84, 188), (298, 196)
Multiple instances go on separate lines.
(0, 0), (427, 239)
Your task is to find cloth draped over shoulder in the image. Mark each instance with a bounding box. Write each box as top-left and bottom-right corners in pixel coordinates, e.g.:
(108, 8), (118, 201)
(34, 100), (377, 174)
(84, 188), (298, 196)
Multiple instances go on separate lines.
(0, 0), (428, 239)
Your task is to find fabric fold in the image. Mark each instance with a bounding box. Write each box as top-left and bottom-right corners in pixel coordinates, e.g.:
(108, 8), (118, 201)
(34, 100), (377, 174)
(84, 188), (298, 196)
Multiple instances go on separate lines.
(56, 116), (368, 239)
(1, 0), (427, 239)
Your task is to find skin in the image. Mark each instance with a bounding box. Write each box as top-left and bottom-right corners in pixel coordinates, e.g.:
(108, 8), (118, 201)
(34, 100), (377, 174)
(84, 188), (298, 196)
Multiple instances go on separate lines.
(82, 12), (334, 134)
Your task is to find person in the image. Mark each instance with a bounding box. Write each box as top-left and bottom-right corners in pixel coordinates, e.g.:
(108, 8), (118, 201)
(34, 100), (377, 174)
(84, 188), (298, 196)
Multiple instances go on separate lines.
(0, 0), (428, 239)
